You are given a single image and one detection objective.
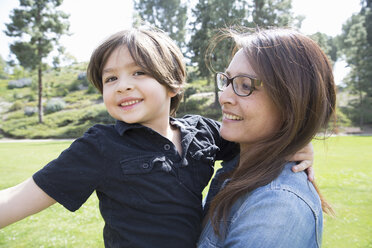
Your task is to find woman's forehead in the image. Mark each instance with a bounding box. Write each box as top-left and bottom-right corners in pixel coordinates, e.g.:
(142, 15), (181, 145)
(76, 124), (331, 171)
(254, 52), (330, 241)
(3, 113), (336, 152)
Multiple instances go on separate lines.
(226, 49), (255, 77)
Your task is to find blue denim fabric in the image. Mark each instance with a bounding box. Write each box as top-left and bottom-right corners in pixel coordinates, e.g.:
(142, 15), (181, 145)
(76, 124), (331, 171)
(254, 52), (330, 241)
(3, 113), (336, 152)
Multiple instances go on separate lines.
(198, 159), (323, 248)
(33, 115), (238, 248)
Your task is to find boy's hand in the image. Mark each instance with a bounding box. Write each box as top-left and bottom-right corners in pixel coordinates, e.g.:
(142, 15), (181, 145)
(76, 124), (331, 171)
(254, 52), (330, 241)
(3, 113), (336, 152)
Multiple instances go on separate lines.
(287, 143), (315, 182)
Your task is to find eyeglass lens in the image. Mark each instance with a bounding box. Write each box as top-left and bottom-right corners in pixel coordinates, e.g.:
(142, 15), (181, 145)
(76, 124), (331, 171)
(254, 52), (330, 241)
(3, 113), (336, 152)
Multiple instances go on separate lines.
(216, 73), (253, 96)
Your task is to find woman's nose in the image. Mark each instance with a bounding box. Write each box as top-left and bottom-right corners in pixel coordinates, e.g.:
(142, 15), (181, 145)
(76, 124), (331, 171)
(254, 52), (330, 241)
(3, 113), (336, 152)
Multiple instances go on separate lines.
(219, 83), (236, 106)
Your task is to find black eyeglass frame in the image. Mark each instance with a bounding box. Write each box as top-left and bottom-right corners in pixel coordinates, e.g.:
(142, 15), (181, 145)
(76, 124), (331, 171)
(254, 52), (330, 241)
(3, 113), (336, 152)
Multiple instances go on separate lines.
(215, 72), (263, 97)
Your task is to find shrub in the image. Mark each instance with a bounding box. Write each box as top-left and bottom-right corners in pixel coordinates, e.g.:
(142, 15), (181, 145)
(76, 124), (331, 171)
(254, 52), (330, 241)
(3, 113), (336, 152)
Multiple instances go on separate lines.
(7, 78), (32, 89)
(45, 98), (66, 114)
(24, 106), (38, 116)
(9, 101), (23, 112)
(77, 72), (87, 80)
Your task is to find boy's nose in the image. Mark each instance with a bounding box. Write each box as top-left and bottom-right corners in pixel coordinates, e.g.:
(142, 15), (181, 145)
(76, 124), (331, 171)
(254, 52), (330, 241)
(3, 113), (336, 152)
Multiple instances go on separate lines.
(116, 78), (134, 93)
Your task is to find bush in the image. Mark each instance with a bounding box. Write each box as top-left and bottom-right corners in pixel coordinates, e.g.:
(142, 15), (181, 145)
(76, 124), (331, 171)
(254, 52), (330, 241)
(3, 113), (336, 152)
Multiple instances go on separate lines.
(77, 72), (87, 80)
(9, 101), (23, 112)
(24, 106), (38, 116)
(7, 78), (32, 89)
(45, 98), (66, 114)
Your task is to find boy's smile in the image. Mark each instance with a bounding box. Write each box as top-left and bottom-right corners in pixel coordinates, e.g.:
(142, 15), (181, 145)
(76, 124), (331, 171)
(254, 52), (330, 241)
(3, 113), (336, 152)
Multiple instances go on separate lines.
(118, 97), (143, 110)
(102, 45), (176, 134)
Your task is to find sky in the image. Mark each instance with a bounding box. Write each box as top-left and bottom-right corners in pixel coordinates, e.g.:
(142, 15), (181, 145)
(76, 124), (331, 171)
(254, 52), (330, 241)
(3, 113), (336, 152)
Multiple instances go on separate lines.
(0, 0), (362, 84)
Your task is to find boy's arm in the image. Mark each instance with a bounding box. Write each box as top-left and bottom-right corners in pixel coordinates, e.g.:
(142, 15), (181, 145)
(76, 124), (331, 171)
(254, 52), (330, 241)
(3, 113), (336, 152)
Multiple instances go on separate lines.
(0, 177), (56, 228)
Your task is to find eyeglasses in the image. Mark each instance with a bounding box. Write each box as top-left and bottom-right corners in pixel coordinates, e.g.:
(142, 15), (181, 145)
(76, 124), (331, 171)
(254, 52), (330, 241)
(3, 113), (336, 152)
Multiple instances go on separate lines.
(215, 72), (263, 97)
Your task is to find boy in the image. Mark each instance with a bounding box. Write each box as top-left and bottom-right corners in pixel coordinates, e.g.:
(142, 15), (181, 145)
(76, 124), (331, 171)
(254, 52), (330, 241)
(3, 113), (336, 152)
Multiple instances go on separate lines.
(0, 26), (312, 247)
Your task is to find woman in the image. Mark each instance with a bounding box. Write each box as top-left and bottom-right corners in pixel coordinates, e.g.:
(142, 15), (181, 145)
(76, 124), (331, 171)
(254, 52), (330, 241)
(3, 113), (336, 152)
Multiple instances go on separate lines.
(198, 28), (335, 248)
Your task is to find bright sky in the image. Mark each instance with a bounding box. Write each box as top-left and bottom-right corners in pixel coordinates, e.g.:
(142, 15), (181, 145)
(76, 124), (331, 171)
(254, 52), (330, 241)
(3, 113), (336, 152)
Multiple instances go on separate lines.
(0, 0), (362, 84)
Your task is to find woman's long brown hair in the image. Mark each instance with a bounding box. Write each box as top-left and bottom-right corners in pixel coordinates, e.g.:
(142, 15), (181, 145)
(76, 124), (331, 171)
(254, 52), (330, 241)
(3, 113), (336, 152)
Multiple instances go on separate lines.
(209, 28), (336, 235)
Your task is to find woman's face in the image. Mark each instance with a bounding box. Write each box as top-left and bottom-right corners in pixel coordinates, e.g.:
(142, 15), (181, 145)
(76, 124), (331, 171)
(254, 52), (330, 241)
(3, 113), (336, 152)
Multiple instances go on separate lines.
(219, 49), (281, 150)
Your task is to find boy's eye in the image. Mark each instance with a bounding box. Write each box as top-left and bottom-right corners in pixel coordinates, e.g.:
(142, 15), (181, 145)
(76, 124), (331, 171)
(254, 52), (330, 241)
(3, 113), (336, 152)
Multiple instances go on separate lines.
(104, 76), (117, 83)
(133, 71), (146, 76)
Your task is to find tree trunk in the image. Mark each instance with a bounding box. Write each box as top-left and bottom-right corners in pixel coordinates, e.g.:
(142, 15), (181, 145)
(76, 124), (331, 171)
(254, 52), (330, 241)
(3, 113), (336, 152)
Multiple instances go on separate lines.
(359, 86), (364, 129)
(38, 64), (43, 123)
(212, 76), (219, 107)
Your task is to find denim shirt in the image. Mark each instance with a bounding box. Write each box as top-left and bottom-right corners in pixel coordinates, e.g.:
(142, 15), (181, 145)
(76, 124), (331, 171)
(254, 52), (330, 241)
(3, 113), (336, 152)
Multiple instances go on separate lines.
(198, 158), (323, 248)
(33, 115), (238, 248)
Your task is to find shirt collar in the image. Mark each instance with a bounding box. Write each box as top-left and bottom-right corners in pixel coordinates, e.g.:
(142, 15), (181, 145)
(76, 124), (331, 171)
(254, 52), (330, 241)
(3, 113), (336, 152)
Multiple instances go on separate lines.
(115, 120), (144, 136)
(114, 116), (200, 136)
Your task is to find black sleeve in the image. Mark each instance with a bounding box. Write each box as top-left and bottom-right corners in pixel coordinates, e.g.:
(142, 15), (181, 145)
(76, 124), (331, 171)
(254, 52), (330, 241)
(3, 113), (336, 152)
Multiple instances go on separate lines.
(33, 126), (106, 211)
(198, 116), (240, 161)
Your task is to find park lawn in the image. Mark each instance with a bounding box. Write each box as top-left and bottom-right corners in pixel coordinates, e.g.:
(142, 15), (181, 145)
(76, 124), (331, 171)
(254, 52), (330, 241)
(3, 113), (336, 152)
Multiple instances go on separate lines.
(0, 136), (371, 247)
(312, 136), (372, 248)
(0, 141), (104, 247)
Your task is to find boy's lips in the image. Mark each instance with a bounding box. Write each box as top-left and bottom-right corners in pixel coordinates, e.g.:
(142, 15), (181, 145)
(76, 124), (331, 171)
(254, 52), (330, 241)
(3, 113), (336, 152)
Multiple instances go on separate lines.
(118, 98), (143, 109)
(120, 99), (142, 107)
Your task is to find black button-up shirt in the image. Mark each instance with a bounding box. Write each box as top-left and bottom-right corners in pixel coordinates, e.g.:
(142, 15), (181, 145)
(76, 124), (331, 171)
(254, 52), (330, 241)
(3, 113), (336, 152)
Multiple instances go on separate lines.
(33, 115), (238, 247)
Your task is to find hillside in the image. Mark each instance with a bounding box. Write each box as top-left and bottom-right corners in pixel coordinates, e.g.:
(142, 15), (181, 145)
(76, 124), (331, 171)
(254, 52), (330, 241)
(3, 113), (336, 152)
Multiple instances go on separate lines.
(0, 64), (219, 139)
(0, 63), (116, 139)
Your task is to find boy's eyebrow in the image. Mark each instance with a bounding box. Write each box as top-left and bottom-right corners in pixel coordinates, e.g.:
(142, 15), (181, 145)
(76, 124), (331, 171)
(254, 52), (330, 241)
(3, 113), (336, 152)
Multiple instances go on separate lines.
(102, 68), (114, 74)
(102, 62), (139, 74)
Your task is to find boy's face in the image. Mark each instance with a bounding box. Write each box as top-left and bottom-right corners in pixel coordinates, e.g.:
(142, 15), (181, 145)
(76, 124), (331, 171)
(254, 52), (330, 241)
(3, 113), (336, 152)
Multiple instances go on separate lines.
(102, 45), (176, 132)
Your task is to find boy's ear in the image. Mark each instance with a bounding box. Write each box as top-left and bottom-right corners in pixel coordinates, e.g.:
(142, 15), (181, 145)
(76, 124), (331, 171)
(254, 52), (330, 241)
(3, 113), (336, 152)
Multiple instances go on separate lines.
(167, 86), (181, 98)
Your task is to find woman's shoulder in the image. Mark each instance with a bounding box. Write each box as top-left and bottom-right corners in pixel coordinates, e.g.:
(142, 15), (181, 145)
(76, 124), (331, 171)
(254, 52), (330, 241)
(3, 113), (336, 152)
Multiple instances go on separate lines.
(223, 163), (323, 247)
(236, 162), (322, 215)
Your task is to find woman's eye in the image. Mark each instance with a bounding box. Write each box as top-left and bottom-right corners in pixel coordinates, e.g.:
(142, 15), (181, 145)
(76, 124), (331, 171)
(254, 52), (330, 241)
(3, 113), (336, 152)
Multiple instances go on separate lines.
(241, 82), (251, 91)
(104, 76), (117, 83)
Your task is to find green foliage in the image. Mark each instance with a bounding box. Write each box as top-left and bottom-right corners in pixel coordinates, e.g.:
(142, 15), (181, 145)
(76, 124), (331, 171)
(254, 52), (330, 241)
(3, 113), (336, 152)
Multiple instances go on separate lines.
(24, 106), (38, 117)
(7, 78), (32, 89)
(8, 100), (23, 112)
(188, 0), (303, 106)
(5, 0), (70, 123)
(0, 55), (7, 79)
(250, 0), (303, 28)
(339, 8), (372, 126)
(44, 98), (66, 114)
(133, 0), (187, 49)
(309, 32), (339, 65)
(1, 104), (114, 139)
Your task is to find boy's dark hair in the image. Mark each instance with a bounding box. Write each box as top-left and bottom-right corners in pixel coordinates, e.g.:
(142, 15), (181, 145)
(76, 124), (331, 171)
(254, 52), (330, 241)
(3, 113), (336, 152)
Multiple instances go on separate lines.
(87, 26), (186, 116)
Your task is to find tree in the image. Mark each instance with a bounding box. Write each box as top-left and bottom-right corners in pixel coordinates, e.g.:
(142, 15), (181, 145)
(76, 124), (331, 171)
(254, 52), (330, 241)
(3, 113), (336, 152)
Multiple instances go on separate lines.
(189, 0), (301, 106)
(250, 0), (303, 28)
(309, 32), (339, 66)
(0, 55), (7, 79)
(5, 0), (70, 123)
(340, 11), (372, 127)
(133, 0), (187, 49)
(189, 0), (249, 106)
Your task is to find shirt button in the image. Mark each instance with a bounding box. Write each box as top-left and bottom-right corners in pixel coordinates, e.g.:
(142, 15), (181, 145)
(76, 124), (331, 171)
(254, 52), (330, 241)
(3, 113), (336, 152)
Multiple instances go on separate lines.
(142, 163), (150, 169)
(164, 144), (171, 151)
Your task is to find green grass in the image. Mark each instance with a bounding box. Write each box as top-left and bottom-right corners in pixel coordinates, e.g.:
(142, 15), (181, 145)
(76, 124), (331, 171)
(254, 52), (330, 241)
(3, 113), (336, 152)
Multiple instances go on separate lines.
(0, 136), (371, 247)
(312, 136), (372, 248)
(0, 141), (104, 247)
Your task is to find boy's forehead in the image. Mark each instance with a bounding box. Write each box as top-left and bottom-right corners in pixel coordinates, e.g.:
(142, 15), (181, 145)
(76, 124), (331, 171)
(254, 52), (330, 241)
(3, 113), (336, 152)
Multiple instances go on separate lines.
(103, 46), (139, 71)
